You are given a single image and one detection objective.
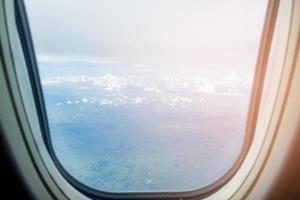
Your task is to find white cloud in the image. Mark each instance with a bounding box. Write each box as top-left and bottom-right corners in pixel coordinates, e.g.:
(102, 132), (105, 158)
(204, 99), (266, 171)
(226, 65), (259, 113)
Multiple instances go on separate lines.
(37, 54), (119, 65)
(93, 74), (127, 92)
(81, 97), (88, 103)
(43, 72), (250, 108)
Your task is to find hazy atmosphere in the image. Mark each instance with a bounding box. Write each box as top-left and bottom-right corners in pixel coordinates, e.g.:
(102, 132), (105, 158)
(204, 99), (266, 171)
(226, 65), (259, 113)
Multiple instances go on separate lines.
(25, 0), (267, 192)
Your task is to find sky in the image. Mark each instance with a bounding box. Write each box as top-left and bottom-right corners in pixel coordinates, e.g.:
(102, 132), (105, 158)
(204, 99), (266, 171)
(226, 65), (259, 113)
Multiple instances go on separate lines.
(25, 0), (268, 69)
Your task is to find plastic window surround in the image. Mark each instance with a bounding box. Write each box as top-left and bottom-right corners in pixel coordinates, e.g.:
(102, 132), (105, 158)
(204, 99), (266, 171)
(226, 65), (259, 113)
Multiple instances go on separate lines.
(1, 0), (294, 199)
(212, 0), (299, 199)
(13, 0), (275, 199)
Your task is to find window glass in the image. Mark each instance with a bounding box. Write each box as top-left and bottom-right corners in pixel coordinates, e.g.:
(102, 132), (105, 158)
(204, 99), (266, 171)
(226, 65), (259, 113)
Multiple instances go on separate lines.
(25, 0), (267, 192)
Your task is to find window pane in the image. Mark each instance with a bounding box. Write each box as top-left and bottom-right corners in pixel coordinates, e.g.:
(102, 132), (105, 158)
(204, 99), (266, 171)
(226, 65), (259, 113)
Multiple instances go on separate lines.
(25, 0), (267, 192)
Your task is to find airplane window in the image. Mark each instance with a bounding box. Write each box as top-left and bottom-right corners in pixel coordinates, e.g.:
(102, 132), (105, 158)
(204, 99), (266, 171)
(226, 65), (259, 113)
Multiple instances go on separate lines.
(24, 0), (268, 194)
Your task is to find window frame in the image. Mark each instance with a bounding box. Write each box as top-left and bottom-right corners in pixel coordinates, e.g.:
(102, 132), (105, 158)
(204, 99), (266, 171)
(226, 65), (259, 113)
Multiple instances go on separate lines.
(0, 0), (286, 199)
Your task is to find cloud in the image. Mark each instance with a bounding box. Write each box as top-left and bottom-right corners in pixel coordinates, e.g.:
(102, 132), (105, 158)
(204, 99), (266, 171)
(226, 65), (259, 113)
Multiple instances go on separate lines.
(37, 54), (119, 65)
